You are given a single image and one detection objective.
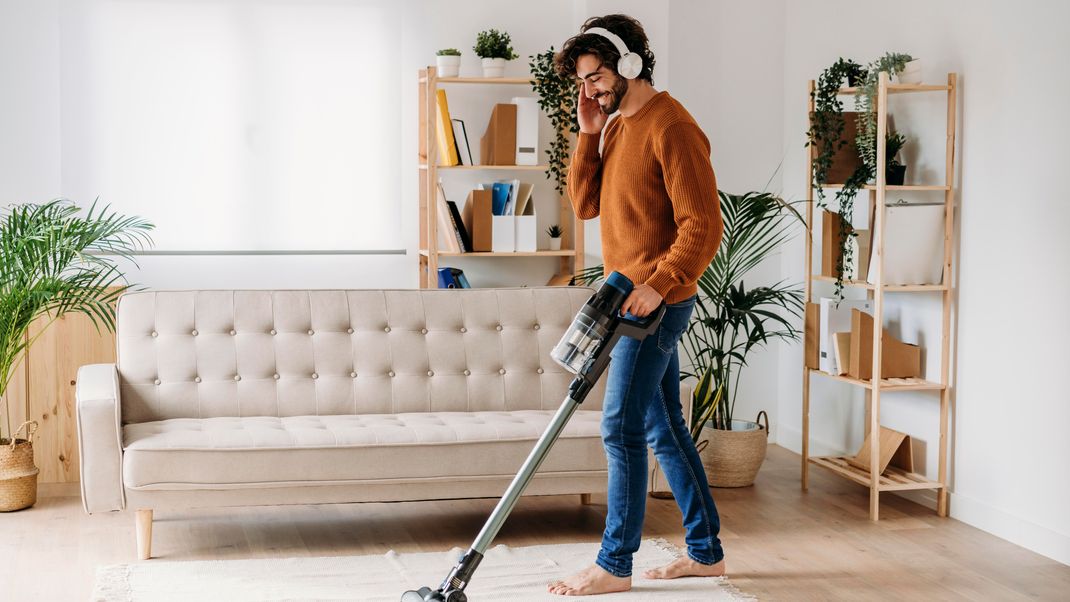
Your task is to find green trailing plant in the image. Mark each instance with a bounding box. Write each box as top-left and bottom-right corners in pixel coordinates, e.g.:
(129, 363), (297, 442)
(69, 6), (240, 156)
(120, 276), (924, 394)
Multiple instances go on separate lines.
(436, 48), (461, 56)
(572, 190), (805, 439)
(0, 199), (153, 442)
(530, 47), (579, 195)
(806, 58), (863, 210)
(855, 53), (913, 175)
(473, 29), (518, 60)
(545, 224), (562, 238)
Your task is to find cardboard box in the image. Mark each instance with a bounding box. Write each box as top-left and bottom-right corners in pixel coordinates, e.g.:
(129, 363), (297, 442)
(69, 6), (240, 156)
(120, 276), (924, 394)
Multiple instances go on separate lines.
(821, 210), (851, 278)
(845, 426), (914, 474)
(804, 303), (820, 370)
(847, 309), (922, 380)
(480, 103), (517, 166)
(460, 189), (493, 252)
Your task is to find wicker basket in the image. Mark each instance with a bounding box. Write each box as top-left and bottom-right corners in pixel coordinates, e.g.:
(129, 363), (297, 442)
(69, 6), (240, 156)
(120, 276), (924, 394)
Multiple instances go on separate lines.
(698, 411), (769, 488)
(1, 421), (40, 512)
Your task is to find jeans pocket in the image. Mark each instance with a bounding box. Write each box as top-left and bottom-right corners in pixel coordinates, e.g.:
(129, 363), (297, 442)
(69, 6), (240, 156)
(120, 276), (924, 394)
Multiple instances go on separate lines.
(655, 301), (694, 354)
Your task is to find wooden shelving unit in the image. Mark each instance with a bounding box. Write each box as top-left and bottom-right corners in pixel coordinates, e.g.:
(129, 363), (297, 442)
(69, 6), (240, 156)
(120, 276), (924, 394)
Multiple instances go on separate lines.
(801, 72), (958, 521)
(417, 67), (584, 288)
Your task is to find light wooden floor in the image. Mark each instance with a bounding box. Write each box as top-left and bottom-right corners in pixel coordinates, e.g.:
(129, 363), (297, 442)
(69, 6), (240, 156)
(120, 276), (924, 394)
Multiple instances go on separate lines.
(3, 445), (1067, 600)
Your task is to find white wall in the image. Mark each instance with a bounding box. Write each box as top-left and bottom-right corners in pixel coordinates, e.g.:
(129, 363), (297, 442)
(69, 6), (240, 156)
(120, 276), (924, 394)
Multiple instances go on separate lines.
(774, 0), (1070, 565)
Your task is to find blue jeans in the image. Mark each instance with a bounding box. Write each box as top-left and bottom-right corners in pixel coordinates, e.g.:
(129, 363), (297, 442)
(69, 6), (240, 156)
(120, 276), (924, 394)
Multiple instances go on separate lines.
(596, 294), (724, 578)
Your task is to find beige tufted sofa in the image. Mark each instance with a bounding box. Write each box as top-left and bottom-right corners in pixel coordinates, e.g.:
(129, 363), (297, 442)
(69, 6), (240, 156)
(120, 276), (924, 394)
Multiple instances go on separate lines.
(78, 286), (689, 560)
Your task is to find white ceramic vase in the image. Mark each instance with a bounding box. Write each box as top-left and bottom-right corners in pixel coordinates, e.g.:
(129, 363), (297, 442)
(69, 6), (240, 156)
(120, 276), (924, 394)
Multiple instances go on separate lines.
(549, 238), (562, 251)
(436, 55), (461, 78)
(481, 57), (506, 78)
(896, 59), (923, 84)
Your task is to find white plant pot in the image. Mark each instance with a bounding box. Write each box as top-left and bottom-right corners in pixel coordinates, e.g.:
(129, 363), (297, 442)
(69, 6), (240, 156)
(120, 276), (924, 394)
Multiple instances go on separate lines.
(436, 55), (461, 78)
(896, 59), (923, 84)
(549, 238), (562, 251)
(481, 57), (507, 78)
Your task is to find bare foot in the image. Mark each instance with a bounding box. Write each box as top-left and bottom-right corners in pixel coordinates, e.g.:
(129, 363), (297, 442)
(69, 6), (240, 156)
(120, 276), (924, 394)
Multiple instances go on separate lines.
(643, 556), (726, 580)
(547, 564), (631, 596)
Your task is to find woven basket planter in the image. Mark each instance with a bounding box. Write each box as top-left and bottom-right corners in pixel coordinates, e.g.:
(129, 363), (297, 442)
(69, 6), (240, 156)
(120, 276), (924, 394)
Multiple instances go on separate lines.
(1, 421), (40, 512)
(698, 412), (769, 488)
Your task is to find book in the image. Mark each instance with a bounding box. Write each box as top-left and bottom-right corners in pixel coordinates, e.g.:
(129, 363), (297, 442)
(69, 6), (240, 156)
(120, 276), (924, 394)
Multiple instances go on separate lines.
(491, 182), (510, 216)
(451, 118), (474, 166)
(446, 200), (472, 252)
(449, 267), (471, 289)
(435, 182), (461, 253)
(435, 90), (460, 166)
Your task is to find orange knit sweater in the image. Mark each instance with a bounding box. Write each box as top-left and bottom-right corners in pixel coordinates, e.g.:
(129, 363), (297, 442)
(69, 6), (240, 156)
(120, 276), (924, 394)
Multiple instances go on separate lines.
(568, 91), (723, 304)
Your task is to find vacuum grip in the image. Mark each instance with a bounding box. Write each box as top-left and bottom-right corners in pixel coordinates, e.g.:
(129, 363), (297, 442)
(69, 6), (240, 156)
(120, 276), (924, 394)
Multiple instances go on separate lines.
(615, 304), (666, 340)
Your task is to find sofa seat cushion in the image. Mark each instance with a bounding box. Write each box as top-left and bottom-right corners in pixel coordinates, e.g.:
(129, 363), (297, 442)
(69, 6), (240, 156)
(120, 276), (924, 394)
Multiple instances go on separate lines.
(122, 411), (605, 489)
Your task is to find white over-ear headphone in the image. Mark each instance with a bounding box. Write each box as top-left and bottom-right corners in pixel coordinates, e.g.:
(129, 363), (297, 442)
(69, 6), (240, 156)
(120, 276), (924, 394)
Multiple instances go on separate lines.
(585, 26), (643, 80)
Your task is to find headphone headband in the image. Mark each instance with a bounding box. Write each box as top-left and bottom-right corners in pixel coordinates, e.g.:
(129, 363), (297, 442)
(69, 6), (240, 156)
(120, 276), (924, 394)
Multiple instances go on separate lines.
(584, 26), (643, 80)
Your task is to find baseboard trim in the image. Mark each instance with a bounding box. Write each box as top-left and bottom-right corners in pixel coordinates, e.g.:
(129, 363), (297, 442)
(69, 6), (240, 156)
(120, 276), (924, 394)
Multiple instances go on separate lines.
(949, 491), (1070, 566)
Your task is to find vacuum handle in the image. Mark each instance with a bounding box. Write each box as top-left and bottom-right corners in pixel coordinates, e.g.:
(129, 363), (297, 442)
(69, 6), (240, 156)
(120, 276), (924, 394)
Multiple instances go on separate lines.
(615, 303), (666, 339)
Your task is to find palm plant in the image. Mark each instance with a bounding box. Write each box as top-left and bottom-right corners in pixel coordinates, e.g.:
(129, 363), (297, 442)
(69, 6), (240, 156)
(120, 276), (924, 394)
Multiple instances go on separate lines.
(574, 190), (805, 440)
(0, 199), (153, 442)
(683, 191), (804, 433)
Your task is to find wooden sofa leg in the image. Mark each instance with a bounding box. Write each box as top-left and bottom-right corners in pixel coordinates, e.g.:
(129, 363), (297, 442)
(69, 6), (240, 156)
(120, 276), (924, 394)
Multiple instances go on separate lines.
(580, 493), (592, 505)
(136, 509), (153, 560)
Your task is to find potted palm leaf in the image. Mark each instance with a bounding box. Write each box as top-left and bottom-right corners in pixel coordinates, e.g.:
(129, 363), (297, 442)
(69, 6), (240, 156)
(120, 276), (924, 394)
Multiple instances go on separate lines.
(0, 199), (152, 511)
(682, 191), (804, 487)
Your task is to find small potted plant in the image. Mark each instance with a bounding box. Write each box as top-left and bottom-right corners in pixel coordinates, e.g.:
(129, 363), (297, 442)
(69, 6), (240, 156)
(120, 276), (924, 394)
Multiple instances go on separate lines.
(435, 48), (461, 78)
(885, 132), (907, 185)
(474, 29), (519, 78)
(546, 224), (563, 251)
(896, 58), (923, 84)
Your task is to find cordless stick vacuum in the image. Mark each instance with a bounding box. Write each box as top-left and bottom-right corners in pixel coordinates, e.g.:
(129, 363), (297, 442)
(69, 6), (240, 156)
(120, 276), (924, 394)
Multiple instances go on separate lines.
(402, 272), (665, 602)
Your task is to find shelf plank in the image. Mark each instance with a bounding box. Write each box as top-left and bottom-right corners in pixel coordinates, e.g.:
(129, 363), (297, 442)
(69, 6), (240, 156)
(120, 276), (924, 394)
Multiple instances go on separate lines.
(436, 76), (535, 85)
(419, 249), (576, 257)
(811, 275), (948, 292)
(419, 164), (548, 171)
(810, 369), (946, 391)
(836, 84), (951, 95)
(819, 184), (950, 191)
(810, 456), (943, 491)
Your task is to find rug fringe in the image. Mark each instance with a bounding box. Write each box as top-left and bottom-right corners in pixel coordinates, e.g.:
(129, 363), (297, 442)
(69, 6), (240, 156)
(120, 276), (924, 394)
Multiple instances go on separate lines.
(92, 564), (133, 602)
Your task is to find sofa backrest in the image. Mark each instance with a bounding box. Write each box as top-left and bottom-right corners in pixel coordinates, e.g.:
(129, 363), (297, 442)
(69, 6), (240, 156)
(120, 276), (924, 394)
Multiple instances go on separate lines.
(115, 287), (608, 423)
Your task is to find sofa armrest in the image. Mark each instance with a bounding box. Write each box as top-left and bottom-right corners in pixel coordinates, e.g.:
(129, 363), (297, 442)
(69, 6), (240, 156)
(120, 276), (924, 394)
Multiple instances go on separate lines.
(76, 363), (125, 514)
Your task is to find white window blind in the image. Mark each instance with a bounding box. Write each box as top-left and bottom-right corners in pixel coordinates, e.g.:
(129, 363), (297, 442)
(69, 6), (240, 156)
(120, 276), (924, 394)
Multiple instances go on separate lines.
(60, 0), (401, 252)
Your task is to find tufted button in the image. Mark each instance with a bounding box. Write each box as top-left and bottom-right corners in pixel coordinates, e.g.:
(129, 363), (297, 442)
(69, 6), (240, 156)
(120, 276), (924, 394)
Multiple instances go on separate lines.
(533, 323), (540, 330)
(311, 373), (318, 379)
(229, 329), (236, 336)
(463, 369), (471, 376)
(384, 326), (391, 333)
(421, 328), (428, 334)
(273, 373), (280, 380)
(499, 368), (506, 375)
(194, 376), (202, 383)
(537, 368), (544, 374)
(233, 375), (241, 381)
(270, 329), (277, 335)
(308, 329), (315, 335)
(427, 370), (434, 377)
(153, 378), (161, 385)
(350, 371), (357, 378)
(496, 324), (503, 331)
(460, 327), (467, 333)
(151, 331), (158, 338)
(388, 370), (396, 377)
(347, 327), (354, 334)
(191, 329), (199, 336)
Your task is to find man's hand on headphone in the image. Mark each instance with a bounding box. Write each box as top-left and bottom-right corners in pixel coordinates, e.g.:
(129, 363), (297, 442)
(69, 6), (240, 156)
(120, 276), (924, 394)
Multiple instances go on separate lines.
(620, 284), (662, 318)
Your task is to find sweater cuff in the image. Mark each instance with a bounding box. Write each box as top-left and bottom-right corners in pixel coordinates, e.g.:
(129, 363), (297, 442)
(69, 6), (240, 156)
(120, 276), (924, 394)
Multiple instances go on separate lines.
(645, 270), (679, 301)
(575, 132), (601, 160)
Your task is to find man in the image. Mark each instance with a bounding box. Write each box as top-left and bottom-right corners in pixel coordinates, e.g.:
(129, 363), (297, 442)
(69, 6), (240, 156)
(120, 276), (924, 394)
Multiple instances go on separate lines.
(547, 14), (726, 597)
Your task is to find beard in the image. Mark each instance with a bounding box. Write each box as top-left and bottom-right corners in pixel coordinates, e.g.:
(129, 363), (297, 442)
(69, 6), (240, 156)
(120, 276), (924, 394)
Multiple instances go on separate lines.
(597, 77), (630, 115)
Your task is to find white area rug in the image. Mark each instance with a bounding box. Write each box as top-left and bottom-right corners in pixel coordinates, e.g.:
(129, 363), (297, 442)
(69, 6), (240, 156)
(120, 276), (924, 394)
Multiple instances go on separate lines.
(93, 539), (752, 601)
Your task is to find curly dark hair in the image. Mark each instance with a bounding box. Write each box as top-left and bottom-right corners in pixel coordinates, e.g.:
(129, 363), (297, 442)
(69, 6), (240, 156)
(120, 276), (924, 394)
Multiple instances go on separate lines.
(554, 14), (656, 84)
